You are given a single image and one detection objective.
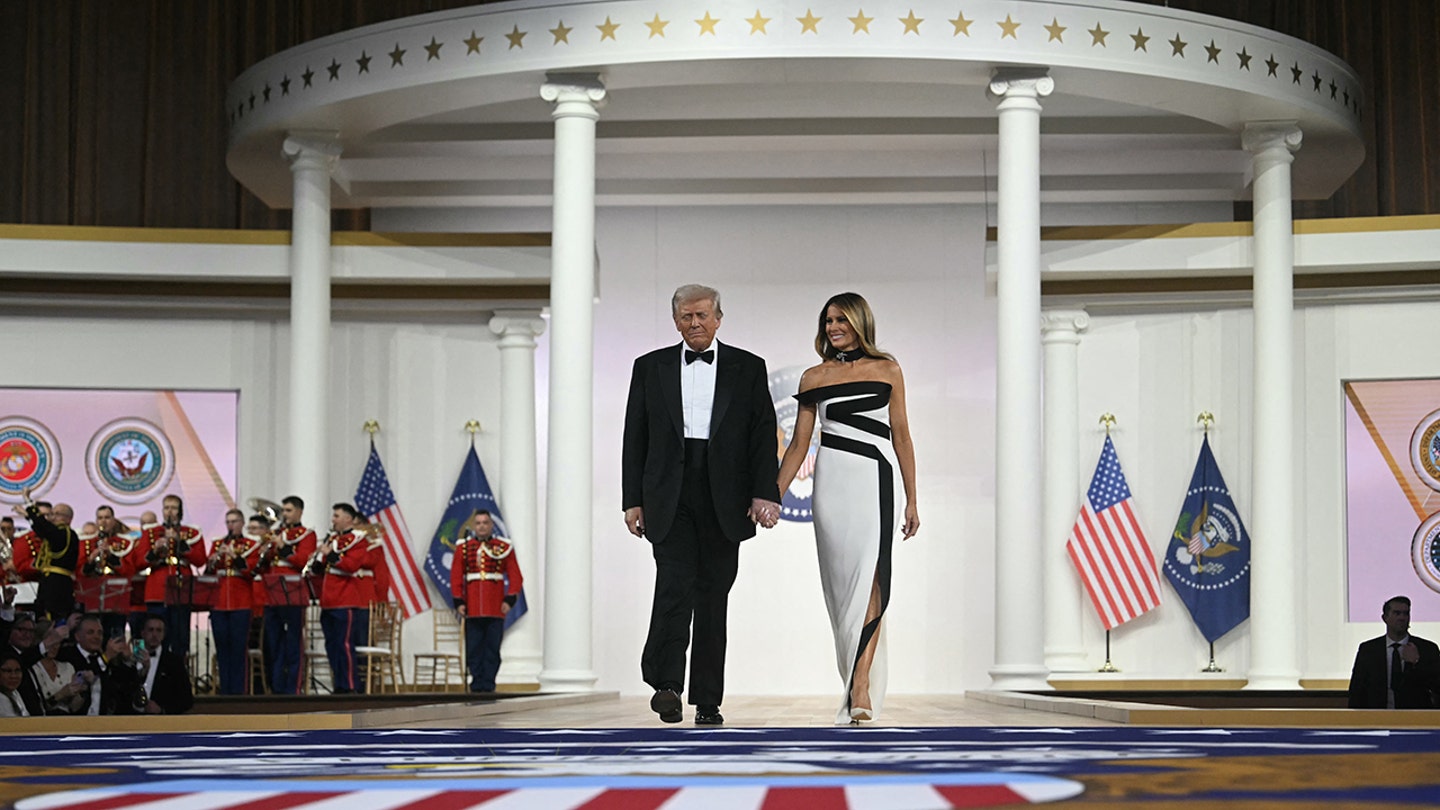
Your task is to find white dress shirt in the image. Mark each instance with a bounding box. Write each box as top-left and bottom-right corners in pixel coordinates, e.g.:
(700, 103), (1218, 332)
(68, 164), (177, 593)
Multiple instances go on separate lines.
(681, 341), (718, 440)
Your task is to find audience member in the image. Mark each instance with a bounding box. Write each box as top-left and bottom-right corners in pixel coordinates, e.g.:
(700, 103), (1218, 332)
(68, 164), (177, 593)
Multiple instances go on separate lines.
(1348, 595), (1440, 709)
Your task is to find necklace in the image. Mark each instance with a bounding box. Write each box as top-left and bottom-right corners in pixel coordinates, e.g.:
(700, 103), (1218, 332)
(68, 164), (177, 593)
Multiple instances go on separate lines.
(834, 349), (865, 363)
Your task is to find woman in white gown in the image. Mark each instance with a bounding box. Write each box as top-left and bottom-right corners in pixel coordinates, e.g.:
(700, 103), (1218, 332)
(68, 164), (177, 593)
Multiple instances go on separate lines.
(778, 292), (919, 725)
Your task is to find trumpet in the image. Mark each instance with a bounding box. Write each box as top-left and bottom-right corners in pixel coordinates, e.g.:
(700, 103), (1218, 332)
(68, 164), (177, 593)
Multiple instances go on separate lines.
(88, 534), (117, 576)
(0, 540), (17, 583)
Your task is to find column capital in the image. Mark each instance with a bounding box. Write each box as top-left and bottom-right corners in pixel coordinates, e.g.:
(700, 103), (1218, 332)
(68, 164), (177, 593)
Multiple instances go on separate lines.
(1041, 309), (1090, 343)
(542, 73), (607, 117)
(1241, 121), (1302, 156)
(987, 68), (1054, 101)
(489, 310), (548, 344)
(282, 131), (342, 173)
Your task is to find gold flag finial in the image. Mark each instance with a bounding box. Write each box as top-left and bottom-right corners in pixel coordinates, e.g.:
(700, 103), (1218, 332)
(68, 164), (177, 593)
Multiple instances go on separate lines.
(464, 419), (482, 435)
(1197, 411), (1214, 433)
(1099, 413), (1117, 434)
(362, 420), (381, 435)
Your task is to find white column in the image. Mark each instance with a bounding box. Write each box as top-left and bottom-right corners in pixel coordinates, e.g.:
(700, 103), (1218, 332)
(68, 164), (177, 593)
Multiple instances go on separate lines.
(281, 132), (341, 517)
(1042, 309), (1090, 673)
(1243, 122), (1303, 690)
(490, 310), (547, 685)
(537, 74), (605, 692)
(987, 69), (1053, 691)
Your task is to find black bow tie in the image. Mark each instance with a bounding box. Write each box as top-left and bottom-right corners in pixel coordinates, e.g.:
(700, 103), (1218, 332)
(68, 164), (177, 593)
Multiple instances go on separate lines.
(685, 349), (714, 365)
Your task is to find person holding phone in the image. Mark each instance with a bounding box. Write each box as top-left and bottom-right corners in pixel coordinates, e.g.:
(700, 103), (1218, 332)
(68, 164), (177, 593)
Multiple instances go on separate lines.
(30, 630), (88, 715)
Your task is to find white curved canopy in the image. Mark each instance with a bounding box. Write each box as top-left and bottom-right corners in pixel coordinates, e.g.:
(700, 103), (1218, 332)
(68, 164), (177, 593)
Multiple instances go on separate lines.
(227, 0), (1364, 210)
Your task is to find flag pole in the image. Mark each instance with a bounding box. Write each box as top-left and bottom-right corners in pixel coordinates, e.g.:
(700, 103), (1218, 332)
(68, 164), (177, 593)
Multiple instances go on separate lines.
(1098, 630), (1119, 673)
(1096, 412), (1120, 673)
(1202, 641), (1223, 672)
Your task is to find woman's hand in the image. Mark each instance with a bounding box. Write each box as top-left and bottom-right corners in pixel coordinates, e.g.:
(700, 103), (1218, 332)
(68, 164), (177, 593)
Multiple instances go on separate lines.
(902, 504), (920, 540)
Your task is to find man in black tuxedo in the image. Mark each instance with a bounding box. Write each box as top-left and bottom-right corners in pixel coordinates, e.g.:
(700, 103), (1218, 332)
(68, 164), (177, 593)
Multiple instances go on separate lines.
(57, 613), (144, 715)
(135, 614), (192, 714)
(623, 284), (781, 726)
(1348, 595), (1440, 709)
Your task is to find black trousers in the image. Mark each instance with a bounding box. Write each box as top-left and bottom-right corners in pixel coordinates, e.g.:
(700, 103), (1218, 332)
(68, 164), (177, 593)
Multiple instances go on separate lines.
(37, 574), (75, 621)
(641, 439), (740, 707)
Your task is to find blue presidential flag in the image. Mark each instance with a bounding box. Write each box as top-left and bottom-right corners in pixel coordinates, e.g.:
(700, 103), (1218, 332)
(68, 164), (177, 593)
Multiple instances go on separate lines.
(425, 446), (528, 630)
(1163, 435), (1251, 643)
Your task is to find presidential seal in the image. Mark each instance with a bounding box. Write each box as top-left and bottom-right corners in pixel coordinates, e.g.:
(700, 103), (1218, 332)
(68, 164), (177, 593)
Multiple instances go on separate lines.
(85, 418), (174, 505)
(0, 416), (61, 503)
(770, 365), (818, 523)
(1412, 512), (1440, 594)
(1410, 408), (1440, 492)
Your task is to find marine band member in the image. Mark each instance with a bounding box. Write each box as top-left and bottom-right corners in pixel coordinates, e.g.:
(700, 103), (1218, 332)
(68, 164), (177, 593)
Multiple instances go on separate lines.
(14, 490), (80, 620)
(78, 505), (138, 638)
(317, 503), (382, 694)
(450, 509), (522, 693)
(256, 496), (315, 695)
(135, 495), (206, 659)
(208, 509), (260, 695)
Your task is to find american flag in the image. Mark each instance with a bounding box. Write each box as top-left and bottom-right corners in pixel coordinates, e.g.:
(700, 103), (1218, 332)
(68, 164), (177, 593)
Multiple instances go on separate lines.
(354, 444), (432, 619)
(1065, 435), (1161, 630)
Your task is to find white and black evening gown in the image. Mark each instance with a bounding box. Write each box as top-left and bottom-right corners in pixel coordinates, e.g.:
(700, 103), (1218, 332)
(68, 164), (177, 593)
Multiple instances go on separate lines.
(795, 381), (899, 725)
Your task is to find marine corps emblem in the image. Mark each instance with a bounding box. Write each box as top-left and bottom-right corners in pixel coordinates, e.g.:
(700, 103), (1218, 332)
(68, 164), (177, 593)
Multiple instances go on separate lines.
(85, 417), (175, 504)
(0, 416), (61, 503)
(770, 366), (817, 523)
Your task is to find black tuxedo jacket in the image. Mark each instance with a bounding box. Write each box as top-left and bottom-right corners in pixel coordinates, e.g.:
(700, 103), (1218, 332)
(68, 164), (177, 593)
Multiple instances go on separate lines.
(623, 341), (780, 544)
(58, 644), (143, 715)
(1348, 634), (1440, 709)
(145, 649), (193, 714)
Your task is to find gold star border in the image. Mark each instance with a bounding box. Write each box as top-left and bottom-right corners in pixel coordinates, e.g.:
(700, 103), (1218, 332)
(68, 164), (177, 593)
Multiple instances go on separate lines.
(230, 13), (1362, 123)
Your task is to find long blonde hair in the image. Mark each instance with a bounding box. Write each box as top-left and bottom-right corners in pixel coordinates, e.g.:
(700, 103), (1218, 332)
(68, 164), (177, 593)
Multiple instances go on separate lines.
(813, 292), (894, 361)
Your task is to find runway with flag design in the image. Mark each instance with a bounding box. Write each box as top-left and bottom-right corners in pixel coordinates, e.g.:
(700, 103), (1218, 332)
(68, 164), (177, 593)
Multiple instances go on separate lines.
(2, 725), (1439, 809)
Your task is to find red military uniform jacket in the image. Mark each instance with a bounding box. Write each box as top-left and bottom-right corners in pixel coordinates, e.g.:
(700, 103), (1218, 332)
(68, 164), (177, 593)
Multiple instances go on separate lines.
(10, 530), (41, 581)
(319, 531), (383, 609)
(257, 524), (316, 608)
(136, 523), (207, 603)
(450, 534), (523, 618)
(208, 533), (263, 611)
(76, 532), (140, 614)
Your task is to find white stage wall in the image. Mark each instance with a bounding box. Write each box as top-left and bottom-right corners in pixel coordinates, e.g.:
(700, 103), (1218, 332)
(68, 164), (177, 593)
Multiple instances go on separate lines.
(5, 204), (1436, 696)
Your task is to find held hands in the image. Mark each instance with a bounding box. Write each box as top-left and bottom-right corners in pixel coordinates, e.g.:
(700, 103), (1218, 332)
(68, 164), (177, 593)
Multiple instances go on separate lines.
(749, 499), (780, 529)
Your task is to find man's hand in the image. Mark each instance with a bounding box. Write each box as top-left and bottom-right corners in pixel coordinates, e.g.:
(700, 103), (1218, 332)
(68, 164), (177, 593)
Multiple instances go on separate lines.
(145, 699), (163, 715)
(748, 499), (780, 529)
(2, 585), (14, 606)
(104, 636), (129, 661)
(1401, 641), (1421, 665)
(624, 507), (646, 538)
(133, 645), (151, 668)
(501, 602), (510, 616)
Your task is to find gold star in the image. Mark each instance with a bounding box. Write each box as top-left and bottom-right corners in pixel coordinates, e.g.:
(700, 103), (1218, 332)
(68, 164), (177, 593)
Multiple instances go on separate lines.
(505, 25), (527, 49)
(899, 10), (922, 35)
(597, 15), (621, 40)
(695, 11), (720, 35)
(1129, 27), (1149, 52)
(356, 51), (371, 73)
(1168, 33), (1186, 56)
(1236, 46), (1252, 70)
(645, 14), (670, 38)
(796, 9), (822, 33)
(997, 14), (1020, 39)
(388, 44), (405, 67)
(464, 30), (483, 54)
(424, 36), (443, 60)
(550, 20), (573, 43)
(949, 12), (973, 36)
(1087, 22), (1109, 46)
(849, 9), (874, 33)
(1043, 17), (1065, 42)
(746, 10), (772, 34)
(1265, 54), (1279, 76)
(1205, 39), (1222, 63)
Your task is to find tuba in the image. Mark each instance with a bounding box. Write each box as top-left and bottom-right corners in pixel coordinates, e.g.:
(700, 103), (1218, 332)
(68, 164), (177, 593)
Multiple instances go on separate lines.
(247, 497), (285, 563)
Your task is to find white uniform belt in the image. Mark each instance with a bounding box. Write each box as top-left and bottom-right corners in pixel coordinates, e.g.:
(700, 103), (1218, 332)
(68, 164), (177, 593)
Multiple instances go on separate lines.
(465, 572), (504, 582)
(329, 569), (374, 578)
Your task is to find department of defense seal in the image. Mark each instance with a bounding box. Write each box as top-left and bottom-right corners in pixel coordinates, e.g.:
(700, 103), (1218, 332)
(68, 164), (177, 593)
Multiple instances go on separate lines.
(85, 417), (175, 504)
(0, 416), (61, 503)
(1410, 407), (1440, 492)
(1412, 512), (1440, 594)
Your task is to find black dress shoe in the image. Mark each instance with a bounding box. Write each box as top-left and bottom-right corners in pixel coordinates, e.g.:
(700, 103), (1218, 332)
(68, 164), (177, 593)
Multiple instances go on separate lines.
(694, 705), (724, 725)
(650, 689), (683, 723)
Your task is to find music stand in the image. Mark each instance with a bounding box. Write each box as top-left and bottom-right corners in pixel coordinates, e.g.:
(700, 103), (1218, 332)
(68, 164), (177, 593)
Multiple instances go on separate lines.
(77, 577), (132, 614)
(263, 573), (310, 607)
(165, 574), (218, 612)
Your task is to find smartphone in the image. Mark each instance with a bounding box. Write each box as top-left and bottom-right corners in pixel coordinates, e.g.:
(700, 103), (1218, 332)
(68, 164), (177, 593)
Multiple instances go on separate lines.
(131, 639), (145, 657)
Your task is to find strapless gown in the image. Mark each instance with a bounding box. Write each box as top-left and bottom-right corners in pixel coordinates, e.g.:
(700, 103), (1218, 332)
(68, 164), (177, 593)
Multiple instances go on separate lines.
(795, 381), (898, 725)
